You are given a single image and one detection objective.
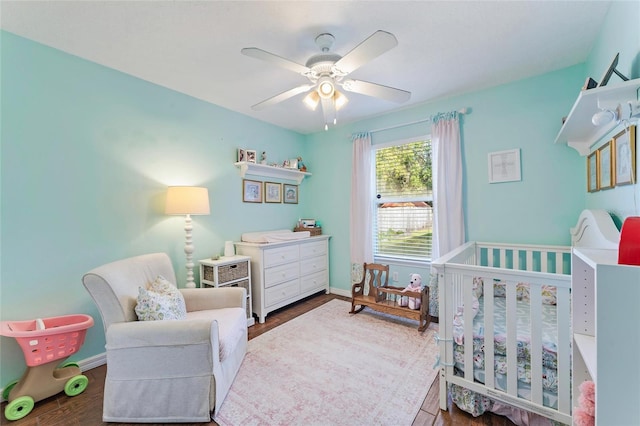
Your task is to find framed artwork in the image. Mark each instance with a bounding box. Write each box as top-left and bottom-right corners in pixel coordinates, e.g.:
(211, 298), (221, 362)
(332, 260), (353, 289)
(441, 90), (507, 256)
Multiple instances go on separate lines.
(264, 181), (282, 203)
(242, 179), (262, 203)
(598, 140), (614, 190)
(283, 184), (298, 204)
(587, 150), (599, 193)
(488, 149), (521, 183)
(613, 125), (636, 186)
(246, 150), (257, 163)
(237, 148), (246, 162)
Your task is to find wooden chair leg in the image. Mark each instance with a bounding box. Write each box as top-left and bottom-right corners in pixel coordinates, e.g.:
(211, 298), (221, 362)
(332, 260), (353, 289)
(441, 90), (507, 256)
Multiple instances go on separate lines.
(350, 303), (365, 314)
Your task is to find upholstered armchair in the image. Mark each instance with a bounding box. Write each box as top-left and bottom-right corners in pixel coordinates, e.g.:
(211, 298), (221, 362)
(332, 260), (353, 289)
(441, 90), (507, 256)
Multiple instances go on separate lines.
(82, 253), (247, 423)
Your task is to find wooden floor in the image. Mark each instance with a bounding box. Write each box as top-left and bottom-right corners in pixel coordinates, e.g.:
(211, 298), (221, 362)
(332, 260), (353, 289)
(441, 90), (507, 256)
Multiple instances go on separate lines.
(1, 293), (515, 426)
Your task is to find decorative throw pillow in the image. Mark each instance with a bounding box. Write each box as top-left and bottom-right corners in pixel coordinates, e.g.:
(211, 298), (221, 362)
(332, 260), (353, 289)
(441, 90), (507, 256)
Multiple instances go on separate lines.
(135, 275), (187, 321)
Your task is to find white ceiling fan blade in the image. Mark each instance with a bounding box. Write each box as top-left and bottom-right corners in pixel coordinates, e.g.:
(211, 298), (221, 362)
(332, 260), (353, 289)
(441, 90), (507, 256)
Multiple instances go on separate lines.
(332, 30), (398, 75)
(241, 47), (311, 75)
(341, 79), (411, 103)
(251, 84), (315, 110)
(320, 97), (335, 129)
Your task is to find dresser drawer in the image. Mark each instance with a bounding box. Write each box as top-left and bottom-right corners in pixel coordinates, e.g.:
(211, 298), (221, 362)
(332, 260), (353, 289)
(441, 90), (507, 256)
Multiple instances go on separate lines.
(299, 240), (327, 259)
(300, 255), (327, 276)
(264, 245), (299, 267)
(300, 270), (327, 293)
(264, 262), (299, 288)
(265, 279), (299, 307)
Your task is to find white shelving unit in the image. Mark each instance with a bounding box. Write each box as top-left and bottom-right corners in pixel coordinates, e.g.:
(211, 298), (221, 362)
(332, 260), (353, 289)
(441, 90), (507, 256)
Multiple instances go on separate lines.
(234, 161), (311, 184)
(199, 255), (255, 326)
(554, 78), (640, 155)
(571, 247), (640, 425)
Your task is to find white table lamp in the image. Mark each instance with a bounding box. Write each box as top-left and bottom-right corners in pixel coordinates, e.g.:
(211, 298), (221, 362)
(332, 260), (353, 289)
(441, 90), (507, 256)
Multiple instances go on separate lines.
(165, 186), (210, 288)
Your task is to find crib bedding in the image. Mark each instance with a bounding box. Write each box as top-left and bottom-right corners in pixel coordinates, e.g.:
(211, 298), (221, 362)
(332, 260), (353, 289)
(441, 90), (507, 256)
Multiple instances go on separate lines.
(452, 292), (561, 411)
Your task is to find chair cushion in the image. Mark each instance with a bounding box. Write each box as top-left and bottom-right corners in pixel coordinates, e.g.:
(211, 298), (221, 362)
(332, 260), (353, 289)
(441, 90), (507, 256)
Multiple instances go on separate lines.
(187, 307), (246, 361)
(135, 275), (187, 321)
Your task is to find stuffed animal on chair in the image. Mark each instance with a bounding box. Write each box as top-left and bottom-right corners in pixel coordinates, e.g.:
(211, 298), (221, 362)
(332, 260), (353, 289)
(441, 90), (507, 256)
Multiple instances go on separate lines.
(398, 273), (422, 309)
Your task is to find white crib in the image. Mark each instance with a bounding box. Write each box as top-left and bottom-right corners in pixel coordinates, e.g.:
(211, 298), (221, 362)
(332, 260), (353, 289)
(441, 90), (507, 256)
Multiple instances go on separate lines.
(432, 241), (572, 424)
(431, 209), (620, 425)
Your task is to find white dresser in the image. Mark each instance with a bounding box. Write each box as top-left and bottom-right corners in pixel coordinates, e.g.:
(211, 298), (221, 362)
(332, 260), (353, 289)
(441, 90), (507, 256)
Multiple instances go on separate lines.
(235, 235), (330, 323)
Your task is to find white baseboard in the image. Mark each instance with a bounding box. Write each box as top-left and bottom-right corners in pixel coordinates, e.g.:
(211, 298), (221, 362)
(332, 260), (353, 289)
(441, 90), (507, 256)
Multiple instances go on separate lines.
(1, 352), (106, 403)
(329, 287), (351, 298)
(79, 352), (107, 371)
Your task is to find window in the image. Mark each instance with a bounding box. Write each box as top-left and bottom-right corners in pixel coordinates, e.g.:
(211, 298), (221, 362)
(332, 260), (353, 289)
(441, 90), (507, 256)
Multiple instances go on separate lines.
(373, 139), (433, 262)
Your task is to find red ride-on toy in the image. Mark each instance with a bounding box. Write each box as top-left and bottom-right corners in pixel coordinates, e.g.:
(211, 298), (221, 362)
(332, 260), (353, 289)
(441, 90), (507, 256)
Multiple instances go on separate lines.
(1, 314), (94, 421)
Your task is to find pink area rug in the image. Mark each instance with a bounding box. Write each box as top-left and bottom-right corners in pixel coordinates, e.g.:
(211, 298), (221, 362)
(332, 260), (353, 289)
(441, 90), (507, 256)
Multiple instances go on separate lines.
(215, 299), (439, 426)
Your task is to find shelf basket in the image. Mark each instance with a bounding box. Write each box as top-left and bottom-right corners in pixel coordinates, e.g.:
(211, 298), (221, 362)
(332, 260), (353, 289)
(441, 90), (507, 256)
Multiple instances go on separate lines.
(294, 226), (322, 236)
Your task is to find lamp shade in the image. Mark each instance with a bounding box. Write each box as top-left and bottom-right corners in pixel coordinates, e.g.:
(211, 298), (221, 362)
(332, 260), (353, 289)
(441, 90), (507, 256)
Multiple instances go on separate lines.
(165, 186), (210, 215)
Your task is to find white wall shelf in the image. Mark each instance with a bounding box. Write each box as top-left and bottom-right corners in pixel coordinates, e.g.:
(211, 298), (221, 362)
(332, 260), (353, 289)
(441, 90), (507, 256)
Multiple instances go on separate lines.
(554, 78), (640, 155)
(234, 161), (311, 184)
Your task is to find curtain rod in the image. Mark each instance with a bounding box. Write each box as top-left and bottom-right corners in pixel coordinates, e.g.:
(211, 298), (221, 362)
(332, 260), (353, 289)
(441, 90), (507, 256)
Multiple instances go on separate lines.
(369, 107), (468, 134)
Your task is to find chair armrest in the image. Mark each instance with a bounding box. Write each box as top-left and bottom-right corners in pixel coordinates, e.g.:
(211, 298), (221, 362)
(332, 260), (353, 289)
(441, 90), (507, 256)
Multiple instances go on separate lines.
(106, 318), (216, 348)
(180, 287), (246, 312)
(105, 319), (222, 377)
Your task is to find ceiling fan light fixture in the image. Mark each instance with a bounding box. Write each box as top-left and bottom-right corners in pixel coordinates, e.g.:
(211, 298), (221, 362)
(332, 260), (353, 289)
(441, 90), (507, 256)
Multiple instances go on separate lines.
(334, 90), (348, 110)
(303, 91), (320, 110)
(317, 77), (335, 99)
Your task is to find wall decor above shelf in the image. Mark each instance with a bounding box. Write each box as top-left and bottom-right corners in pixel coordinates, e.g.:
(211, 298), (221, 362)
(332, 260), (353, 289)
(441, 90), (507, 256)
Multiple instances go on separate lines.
(554, 78), (640, 155)
(234, 161), (311, 184)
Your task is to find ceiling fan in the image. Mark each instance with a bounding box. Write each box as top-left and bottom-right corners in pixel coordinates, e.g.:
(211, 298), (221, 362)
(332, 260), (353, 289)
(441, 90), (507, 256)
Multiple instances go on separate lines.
(241, 30), (411, 130)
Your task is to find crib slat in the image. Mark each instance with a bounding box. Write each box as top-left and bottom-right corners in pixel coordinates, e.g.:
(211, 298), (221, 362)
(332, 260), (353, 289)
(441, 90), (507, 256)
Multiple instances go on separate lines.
(557, 285), (571, 414)
(483, 277), (495, 390)
(506, 282), (518, 396)
(514, 250), (521, 270)
(526, 251), (533, 271)
(463, 275), (474, 382)
(500, 249), (507, 269)
(541, 251), (548, 273)
(530, 284), (543, 406)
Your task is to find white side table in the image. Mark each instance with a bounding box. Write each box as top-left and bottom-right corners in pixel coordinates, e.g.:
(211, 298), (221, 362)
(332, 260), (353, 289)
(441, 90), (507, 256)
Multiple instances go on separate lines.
(199, 255), (254, 326)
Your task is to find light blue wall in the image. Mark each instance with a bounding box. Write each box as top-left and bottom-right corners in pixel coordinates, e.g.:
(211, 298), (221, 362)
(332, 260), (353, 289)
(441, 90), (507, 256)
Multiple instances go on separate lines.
(583, 1), (640, 220)
(0, 31), (308, 383)
(307, 66), (586, 294)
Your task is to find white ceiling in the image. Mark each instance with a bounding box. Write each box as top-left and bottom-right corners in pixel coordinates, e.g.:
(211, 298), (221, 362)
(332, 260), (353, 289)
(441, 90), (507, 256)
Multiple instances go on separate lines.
(1, 1), (611, 134)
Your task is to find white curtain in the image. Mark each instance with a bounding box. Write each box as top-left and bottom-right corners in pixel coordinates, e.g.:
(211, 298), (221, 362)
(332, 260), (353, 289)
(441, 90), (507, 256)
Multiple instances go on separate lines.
(431, 112), (465, 260)
(350, 132), (373, 283)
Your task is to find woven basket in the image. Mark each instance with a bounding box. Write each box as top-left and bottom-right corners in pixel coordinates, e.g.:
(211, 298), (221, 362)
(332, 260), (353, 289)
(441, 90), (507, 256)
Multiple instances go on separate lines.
(294, 226), (322, 236)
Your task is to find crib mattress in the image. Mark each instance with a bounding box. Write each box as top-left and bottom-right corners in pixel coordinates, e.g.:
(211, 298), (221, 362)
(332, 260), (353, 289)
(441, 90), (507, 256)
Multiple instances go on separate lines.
(452, 296), (560, 409)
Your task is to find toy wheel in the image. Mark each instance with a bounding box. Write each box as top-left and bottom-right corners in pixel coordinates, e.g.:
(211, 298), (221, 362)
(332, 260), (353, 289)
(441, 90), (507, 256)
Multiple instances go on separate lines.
(64, 375), (89, 397)
(4, 395), (34, 421)
(2, 380), (18, 400)
(59, 361), (80, 369)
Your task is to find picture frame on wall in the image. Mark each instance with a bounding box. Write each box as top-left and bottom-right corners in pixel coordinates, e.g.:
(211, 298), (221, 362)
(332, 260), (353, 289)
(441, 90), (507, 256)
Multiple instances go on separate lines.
(283, 184), (298, 204)
(264, 181), (282, 203)
(237, 148), (246, 162)
(613, 125), (636, 186)
(488, 149), (521, 183)
(246, 150), (257, 163)
(598, 140), (614, 190)
(587, 150), (599, 193)
(242, 179), (262, 203)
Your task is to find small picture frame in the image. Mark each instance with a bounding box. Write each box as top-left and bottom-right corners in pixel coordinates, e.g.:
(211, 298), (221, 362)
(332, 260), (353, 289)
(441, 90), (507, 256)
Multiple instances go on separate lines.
(587, 150), (599, 193)
(237, 148), (246, 162)
(246, 150), (257, 163)
(614, 125), (636, 186)
(264, 182), (282, 203)
(598, 140), (614, 190)
(283, 184), (298, 204)
(488, 149), (521, 183)
(242, 179), (262, 203)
